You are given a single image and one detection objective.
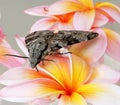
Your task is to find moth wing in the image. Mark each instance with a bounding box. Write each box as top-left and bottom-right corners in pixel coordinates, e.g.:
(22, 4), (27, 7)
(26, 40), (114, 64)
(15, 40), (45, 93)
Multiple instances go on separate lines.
(25, 30), (54, 68)
(56, 30), (98, 46)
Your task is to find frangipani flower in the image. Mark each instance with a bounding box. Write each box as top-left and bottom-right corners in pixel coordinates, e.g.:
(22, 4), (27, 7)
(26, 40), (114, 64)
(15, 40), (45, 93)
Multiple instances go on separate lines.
(0, 27), (25, 68)
(0, 49), (120, 105)
(24, 6), (75, 33)
(48, 0), (120, 30)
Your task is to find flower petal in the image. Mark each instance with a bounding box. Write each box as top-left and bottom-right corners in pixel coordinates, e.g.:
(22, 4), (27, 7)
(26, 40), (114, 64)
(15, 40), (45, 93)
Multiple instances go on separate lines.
(0, 79), (64, 102)
(58, 92), (87, 105)
(78, 83), (120, 105)
(58, 22), (75, 30)
(30, 18), (57, 33)
(15, 35), (29, 56)
(88, 64), (120, 83)
(38, 53), (72, 90)
(30, 98), (54, 105)
(24, 6), (50, 16)
(0, 67), (52, 85)
(69, 28), (107, 65)
(49, 0), (82, 15)
(71, 54), (91, 89)
(96, 2), (120, 23)
(73, 10), (95, 30)
(103, 28), (120, 62)
(0, 46), (25, 68)
(92, 9), (109, 27)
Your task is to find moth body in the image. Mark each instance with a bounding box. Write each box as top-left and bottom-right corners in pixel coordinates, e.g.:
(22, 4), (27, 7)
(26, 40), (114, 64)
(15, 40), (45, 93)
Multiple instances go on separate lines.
(25, 30), (98, 68)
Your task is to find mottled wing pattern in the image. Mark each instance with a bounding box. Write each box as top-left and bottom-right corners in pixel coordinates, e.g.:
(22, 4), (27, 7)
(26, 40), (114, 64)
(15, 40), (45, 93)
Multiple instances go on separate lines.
(50, 30), (98, 51)
(25, 30), (54, 68)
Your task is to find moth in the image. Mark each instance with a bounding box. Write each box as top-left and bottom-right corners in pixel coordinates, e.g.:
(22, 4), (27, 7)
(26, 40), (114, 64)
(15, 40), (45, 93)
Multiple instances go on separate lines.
(25, 30), (98, 68)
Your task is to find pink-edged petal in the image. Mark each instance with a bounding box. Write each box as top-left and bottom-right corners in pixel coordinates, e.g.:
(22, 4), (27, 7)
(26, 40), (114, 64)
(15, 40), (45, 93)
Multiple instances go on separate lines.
(58, 22), (75, 30)
(93, 9), (109, 27)
(49, 0), (82, 15)
(88, 64), (120, 83)
(58, 92), (87, 105)
(0, 79), (64, 102)
(15, 35), (29, 56)
(78, 83), (120, 105)
(96, 2), (120, 23)
(30, 18), (57, 33)
(30, 98), (54, 105)
(103, 28), (120, 62)
(0, 67), (51, 85)
(73, 10), (95, 30)
(69, 28), (107, 65)
(24, 6), (50, 16)
(0, 47), (25, 68)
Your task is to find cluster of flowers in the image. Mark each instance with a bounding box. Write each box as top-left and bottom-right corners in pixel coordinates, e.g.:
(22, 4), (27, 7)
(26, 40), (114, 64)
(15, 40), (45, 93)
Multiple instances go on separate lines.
(0, 0), (120, 105)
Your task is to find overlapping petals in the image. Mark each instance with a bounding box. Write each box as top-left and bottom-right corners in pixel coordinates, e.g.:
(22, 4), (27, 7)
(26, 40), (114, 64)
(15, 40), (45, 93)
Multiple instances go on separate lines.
(95, 2), (120, 23)
(103, 28), (120, 62)
(48, 0), (95, 30)
(0, 78), (64, 102)
(0, 67), (52, 85)
(77, 83), (120, 105)
(73, 10), (95, 30)
(92, 9), (109, 27)
(30, 18), (58, 32)
(49, 1), (86, 30)
(48, 0), (120, 28)
(88, 64), (120, 83)
(58, 92), (87, 105)
(25, 6), (75, 32)
(38, 53), (90, 90)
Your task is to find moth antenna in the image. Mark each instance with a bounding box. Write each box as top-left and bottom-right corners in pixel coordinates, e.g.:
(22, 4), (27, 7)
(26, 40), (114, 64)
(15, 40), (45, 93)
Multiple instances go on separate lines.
(4, 54), (29, 59)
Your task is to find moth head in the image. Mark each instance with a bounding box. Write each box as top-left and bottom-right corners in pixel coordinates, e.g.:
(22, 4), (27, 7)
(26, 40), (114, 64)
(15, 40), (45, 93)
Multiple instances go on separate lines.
(29, 57), (39, 68)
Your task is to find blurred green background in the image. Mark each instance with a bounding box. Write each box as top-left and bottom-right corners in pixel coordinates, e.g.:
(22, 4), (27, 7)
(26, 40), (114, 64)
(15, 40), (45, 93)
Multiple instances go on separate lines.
(0, 0), (120, 105)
